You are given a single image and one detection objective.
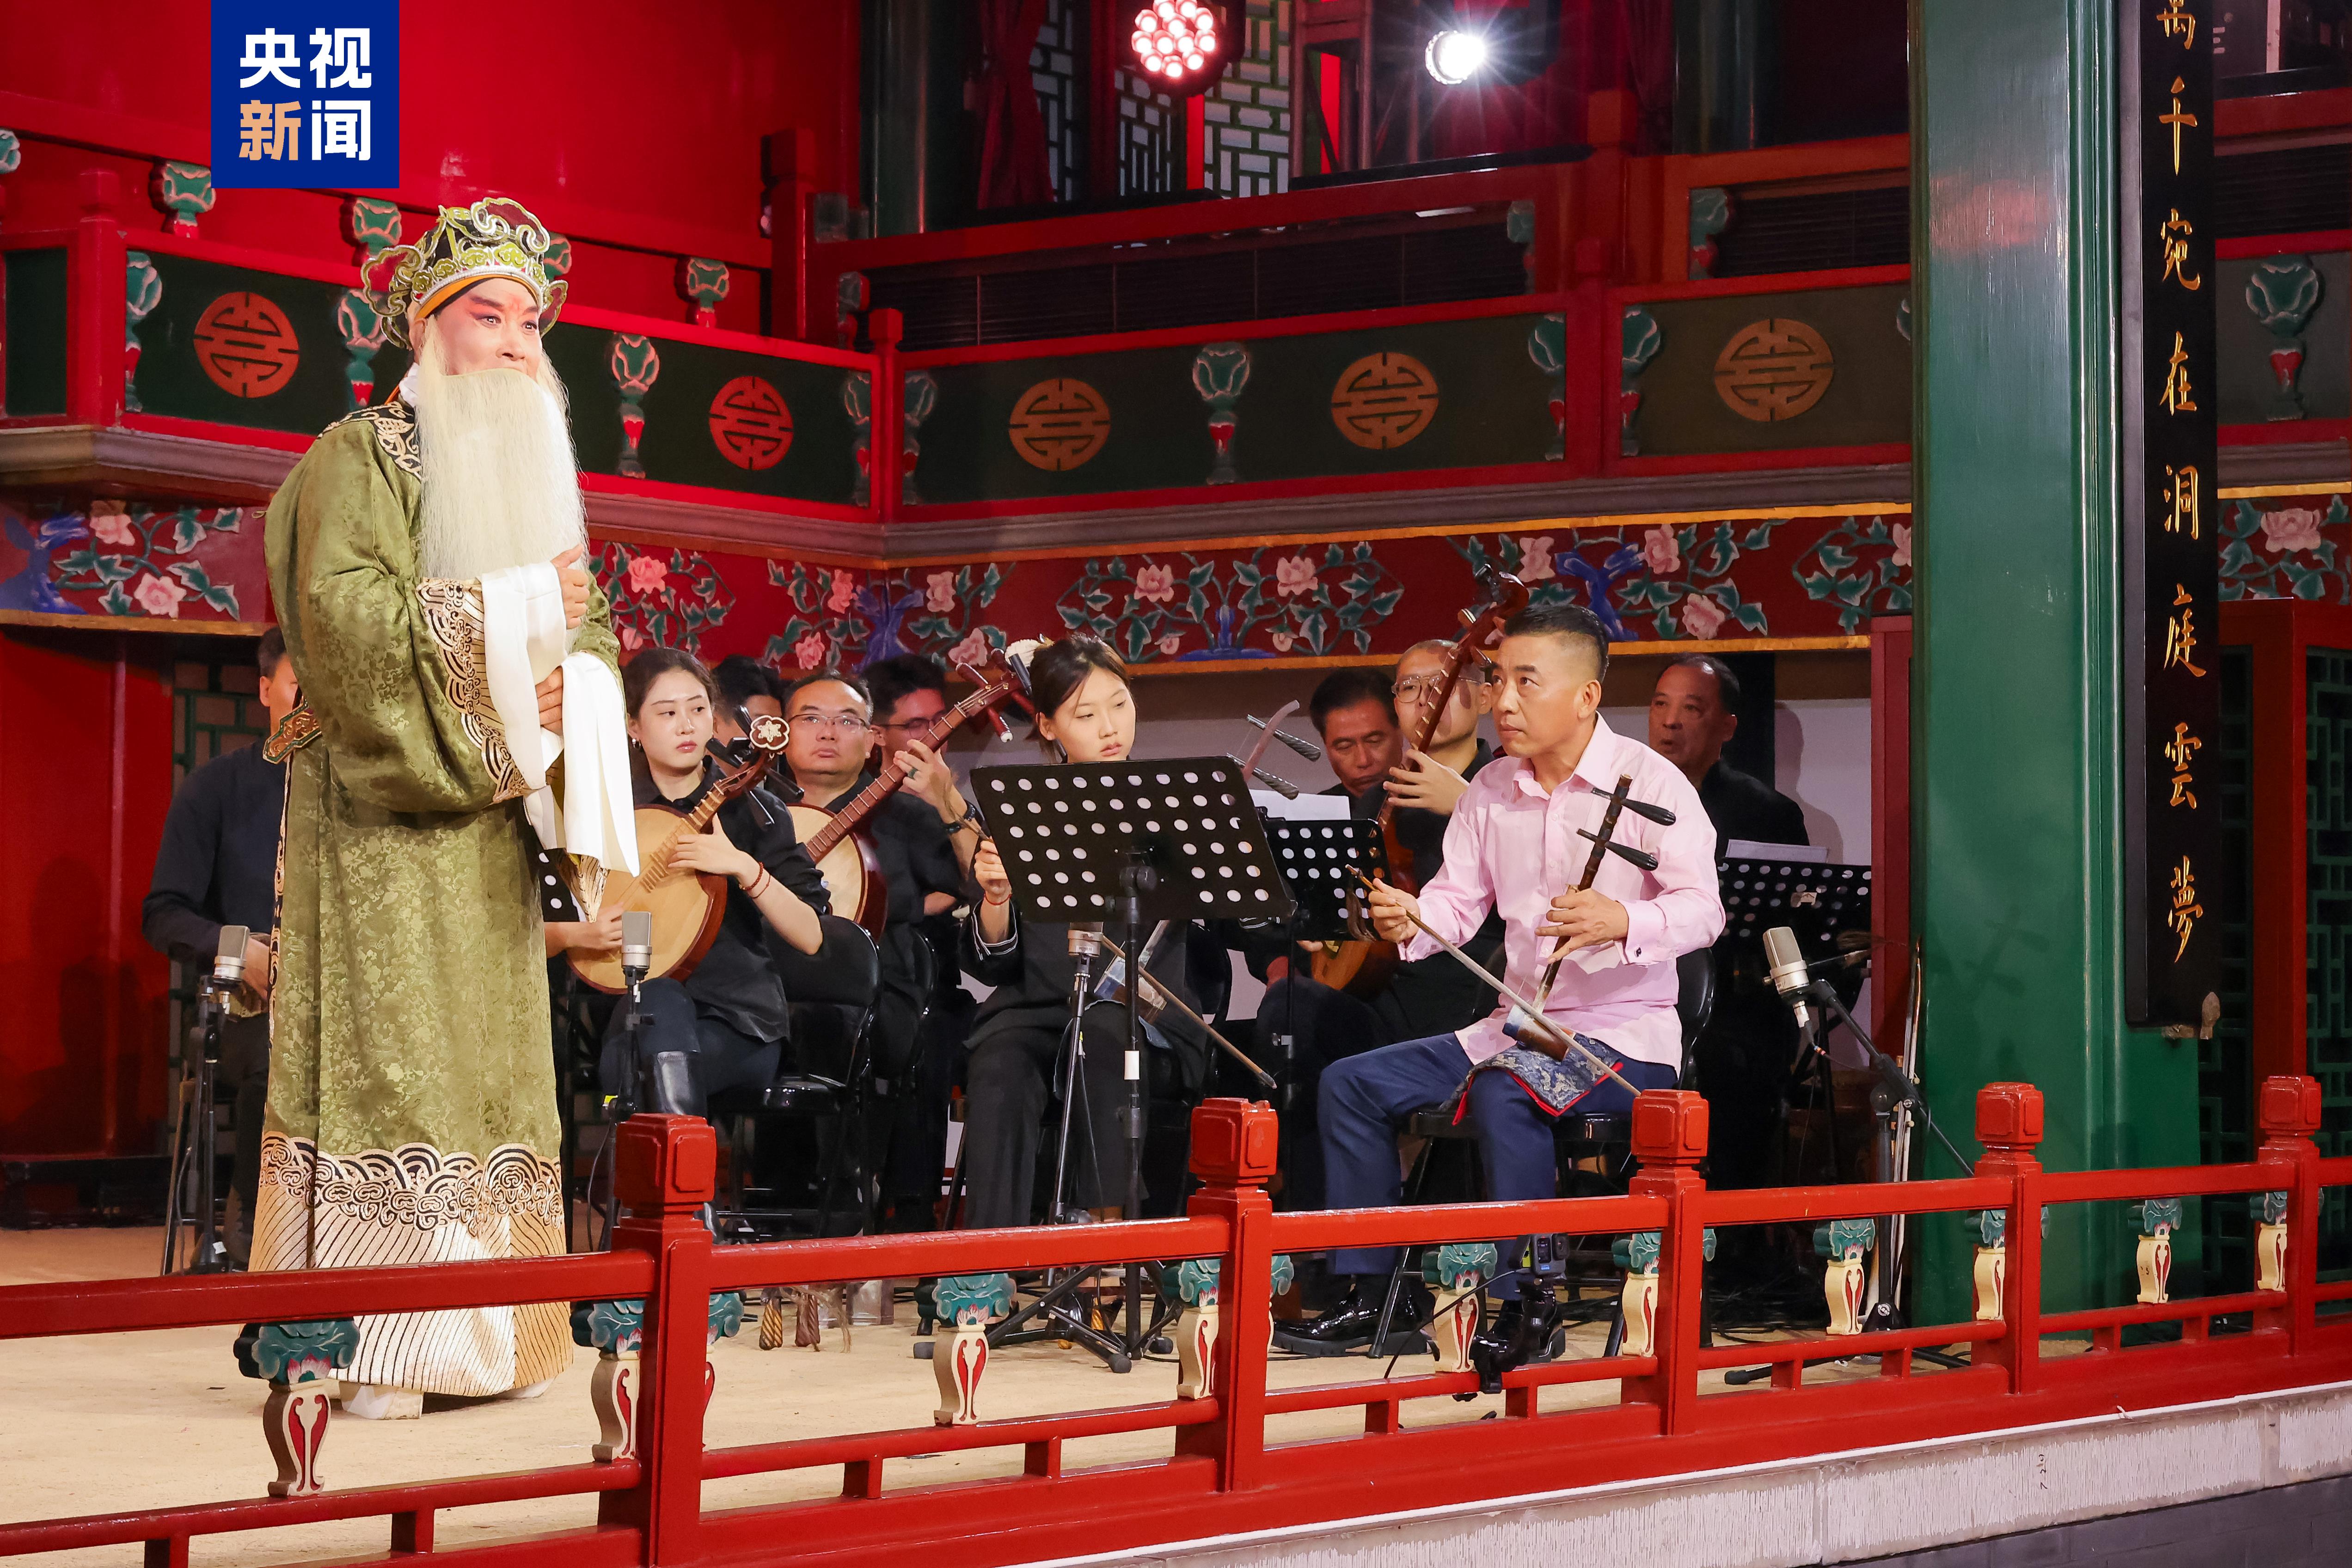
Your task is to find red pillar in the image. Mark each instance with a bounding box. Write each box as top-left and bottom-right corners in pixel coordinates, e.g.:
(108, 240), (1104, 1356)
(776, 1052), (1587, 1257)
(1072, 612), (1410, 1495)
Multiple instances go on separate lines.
(69, 167), (125, 429)
(1974, 1082), (2045, 1396)
(600, 1115), (716, 1565)
(870, 307), (906, 526)
(2255, 1074), (2323, 1354)
(1179, 1097), (1278, 1491)
(1626, 1088), (1709, 1435)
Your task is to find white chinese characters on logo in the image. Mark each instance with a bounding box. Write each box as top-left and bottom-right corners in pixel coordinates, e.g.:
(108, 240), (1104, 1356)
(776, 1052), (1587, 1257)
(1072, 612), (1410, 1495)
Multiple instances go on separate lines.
(238, 28), (301, 89)
(309, 27), (372, 89)
(312, 100), (372, 162)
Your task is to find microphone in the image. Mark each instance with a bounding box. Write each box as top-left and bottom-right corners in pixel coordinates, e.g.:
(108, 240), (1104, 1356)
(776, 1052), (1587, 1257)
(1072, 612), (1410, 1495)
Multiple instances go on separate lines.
(621, 911), (654, 988)
(1763, 925), (1816, 1033)
(1067, 922), (1103, 958)
(210, 925), (250, 994)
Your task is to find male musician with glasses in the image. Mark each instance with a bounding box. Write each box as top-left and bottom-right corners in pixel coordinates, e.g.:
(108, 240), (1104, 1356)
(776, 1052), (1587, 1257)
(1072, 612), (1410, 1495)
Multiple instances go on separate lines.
(782, 672), (972, 1225)
(1243, 648), (1506, 1225)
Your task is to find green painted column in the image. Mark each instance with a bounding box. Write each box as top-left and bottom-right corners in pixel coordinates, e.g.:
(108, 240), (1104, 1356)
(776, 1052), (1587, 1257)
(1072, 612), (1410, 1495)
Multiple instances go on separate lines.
(1911, 0), (2203, 1320)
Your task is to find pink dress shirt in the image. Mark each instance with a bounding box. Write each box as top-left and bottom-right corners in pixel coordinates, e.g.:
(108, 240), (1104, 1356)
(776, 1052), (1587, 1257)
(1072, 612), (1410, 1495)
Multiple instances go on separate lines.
(1400, 717), (1725, 1069)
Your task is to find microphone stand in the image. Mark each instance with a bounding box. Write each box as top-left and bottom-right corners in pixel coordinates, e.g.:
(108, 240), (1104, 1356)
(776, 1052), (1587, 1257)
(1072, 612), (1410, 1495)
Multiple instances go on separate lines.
(1728, 964), (1972, 1382)
(600, 934), (650, 1250)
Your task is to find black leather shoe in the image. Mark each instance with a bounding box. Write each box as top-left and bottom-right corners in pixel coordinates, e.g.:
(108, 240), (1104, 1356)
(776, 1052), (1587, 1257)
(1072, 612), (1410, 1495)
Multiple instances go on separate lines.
(1469, 1291), (1562, 1392)
(1273, 1282), (1430, 1358)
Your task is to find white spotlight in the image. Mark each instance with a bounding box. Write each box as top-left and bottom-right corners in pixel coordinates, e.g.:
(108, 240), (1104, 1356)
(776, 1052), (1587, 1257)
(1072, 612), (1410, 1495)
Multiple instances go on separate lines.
(1424, 28), (1489, 86)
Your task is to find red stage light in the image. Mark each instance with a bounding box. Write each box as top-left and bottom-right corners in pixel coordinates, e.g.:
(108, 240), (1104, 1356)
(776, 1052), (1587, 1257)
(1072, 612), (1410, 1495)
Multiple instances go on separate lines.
(1127, 0), (1227, 97)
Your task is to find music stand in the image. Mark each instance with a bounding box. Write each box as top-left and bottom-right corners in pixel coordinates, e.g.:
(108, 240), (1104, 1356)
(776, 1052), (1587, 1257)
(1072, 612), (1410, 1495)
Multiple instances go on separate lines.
(1262, 817), (1388, 943)
(1716, 857), (1873, 957)
(969, 756), (1292, 1370)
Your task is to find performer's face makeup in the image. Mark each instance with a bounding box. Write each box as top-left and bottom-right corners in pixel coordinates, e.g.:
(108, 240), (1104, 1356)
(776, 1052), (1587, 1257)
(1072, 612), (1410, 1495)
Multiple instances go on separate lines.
(1036, 668), (1134, 763)
(1489, 633), (1604, 762)
(427, 278), (548, 379)
(629, 668), (717, 780)
(1320, 699), (1402, 796)
(785, 678), (875, 788)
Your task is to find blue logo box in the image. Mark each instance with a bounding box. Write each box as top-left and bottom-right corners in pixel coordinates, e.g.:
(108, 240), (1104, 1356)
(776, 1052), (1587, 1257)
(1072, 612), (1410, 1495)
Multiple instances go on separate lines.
(211, 2), (399, 189)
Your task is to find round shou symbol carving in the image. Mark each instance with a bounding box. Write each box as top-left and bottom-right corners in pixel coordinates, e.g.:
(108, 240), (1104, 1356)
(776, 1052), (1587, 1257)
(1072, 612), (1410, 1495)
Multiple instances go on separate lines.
(193, 292), (301, 399)
(1712, 318), (1836, 423)
(1329, 352), (1439, 449)
(1008, 377), (1112, 471)
(708, 375), (794, 471)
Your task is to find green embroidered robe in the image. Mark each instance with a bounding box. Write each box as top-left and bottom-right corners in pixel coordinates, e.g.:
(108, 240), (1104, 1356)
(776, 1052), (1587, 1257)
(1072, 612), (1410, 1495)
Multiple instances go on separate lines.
(252, 397), (615, 1396)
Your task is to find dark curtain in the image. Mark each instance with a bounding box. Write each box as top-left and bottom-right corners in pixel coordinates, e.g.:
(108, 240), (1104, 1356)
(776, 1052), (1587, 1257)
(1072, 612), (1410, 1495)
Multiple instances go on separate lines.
(974, 0), (1055, 208)
(1620, 0), (1676, 155)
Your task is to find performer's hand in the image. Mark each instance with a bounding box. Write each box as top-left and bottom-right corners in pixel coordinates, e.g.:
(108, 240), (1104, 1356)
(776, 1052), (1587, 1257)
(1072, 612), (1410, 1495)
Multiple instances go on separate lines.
(552, 545), (593, 631)
(243, 934), (275, 1003)
(1365, 876), (1421, 945)
(1539, 887), (1629, 958)
(669, 818), (758, 883)
(901, 738), (962, 817)
(534, 667), (564, 731)
(574, 907), (626, 956)
(973, 836), (1012, 905)
(1384, 749), (1470, 816)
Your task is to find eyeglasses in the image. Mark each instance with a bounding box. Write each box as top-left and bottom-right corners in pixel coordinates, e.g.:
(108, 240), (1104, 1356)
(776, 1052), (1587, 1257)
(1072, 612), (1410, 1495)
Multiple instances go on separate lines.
(789, 713), (872, 737)
(1394, 670), (1486, 701)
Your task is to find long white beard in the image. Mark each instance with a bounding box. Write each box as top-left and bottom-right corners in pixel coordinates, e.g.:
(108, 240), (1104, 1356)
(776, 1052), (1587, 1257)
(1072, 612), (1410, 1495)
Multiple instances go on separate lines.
(411, 344), (587, 582)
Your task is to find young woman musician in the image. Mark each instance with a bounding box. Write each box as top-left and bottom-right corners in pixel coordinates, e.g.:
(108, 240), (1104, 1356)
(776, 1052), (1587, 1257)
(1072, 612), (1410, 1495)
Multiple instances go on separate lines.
(584, 648), (830, 1118)
(961, 637), (1200, 1230)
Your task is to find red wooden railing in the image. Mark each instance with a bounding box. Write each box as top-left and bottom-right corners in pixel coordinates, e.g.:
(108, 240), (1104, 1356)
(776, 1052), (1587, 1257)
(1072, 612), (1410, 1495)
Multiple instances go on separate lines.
(0, 1078), (2345, 1568)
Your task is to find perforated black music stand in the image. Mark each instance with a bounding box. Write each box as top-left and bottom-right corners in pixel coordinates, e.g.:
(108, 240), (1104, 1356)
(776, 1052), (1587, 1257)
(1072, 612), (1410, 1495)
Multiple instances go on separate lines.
(1262, 817), (1388, 943)
(1716, 857), (1873, 954)
(969, 756), (1292, 1369)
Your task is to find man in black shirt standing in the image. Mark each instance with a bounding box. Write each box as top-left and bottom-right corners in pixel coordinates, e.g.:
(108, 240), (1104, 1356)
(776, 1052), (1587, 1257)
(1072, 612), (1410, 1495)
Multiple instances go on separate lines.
(143, 626), (301, 1263)
(1648, 654), (1808, 852)
(1647, 653), (1810, 1200)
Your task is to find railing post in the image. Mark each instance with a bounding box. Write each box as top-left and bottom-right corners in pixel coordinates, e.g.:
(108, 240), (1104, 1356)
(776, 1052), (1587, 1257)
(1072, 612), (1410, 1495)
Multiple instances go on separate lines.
(1624, 1089), (1708, 1435)
(1973, 1082), (2044, 1395)
(2254, 1074), (2322, 1352)
(598, 1114), (716, 1566)
(69, 167), (125, 429)
(1179, 1097), (1278, 1490)
(869, 307), (905, 527)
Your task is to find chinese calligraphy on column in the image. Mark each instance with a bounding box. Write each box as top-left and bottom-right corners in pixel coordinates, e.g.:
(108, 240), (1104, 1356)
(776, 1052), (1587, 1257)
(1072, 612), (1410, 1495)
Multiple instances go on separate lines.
(2123, 0), (2220, 1028)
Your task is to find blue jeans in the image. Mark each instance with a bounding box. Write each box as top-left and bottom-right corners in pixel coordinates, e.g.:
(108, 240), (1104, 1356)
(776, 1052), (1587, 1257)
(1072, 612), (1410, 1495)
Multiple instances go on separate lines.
(1318, 1032), (1678, 1277)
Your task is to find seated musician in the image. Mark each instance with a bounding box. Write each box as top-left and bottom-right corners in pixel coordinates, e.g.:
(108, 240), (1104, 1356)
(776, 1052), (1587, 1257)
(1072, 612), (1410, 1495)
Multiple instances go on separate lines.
(592, 649), (830, 1117)
(961, 637), (1201, 1229)
(1277, 604), (1723, 1353)
(779, 669), (968, 1134)
(864, 653), (985, 1228)
(710, 653), (787, 748)
(1248, 649), (1503, 1213)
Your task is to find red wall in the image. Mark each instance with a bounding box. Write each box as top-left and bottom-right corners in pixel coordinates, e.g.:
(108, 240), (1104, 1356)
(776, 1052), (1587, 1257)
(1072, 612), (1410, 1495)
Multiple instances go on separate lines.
(0, 630), (175, 1160)
(0, 0), (861, 329)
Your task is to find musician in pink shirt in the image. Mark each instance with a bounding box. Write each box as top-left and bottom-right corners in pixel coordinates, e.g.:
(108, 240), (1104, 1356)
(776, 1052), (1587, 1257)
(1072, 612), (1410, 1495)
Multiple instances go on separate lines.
(1274, 602), (1724, 1356)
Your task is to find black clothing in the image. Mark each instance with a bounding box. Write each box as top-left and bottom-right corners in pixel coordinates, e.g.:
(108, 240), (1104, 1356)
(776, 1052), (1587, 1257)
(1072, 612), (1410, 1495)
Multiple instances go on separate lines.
(599, 977), (781, 1119)
(630, 757), (829, 1045)
(801, 786), (964, 1073)
(143, 739), (285, 1227)
(142, 741), (284, 966)
(1687, 758), (1809, 1206)
(1696, 759), (1808, 855)
(957, 907), (1201, 1229)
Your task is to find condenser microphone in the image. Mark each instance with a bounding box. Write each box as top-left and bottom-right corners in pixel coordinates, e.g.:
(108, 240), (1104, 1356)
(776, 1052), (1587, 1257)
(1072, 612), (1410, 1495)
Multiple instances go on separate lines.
(1763, 925), (1815, 1033)
(621, 911), (654, 987)
(211, 925), (250, 992)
